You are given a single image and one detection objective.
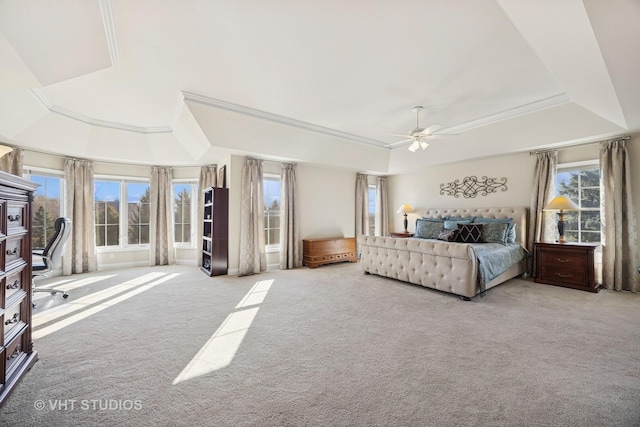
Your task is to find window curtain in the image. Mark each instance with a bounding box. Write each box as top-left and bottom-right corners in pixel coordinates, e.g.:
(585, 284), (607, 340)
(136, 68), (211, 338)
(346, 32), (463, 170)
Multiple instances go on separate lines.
(375, 176), (389, 237)
(63, 158), (98, 275)
(149, 166), (175, 266)
(355, 173), (369, 239)
(197, 165), (217, 266)
(600, 139), (639, 292)
(528, 151), (557, 275)
(280, 163), (301, 269)
(0, 148), (23, 176)
(239, 158), (266, 275)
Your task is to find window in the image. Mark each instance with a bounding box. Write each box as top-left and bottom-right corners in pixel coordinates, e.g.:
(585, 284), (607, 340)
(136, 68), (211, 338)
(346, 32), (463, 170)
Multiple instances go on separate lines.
(173, 182), (197, 244)
(368, 184), (376, 236)
(27, 172), (63, 249)
(263, 174), (281, 249)
(127, 182), (150, 245)
(95, 180), (121, 247)
(555, 162), (601, 244)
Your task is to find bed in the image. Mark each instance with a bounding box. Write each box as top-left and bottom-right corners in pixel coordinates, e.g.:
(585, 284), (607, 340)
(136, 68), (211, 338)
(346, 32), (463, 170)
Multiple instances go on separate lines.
(357, 206), (529, 300)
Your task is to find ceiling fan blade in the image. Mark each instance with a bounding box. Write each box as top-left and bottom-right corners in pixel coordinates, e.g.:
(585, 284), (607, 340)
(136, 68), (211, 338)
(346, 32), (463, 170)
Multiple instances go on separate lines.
(422, 124), (444, 134)
(390, 133), (412, 138)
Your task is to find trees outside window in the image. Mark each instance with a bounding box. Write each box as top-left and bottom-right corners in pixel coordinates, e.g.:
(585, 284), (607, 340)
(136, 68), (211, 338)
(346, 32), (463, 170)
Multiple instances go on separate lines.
(29, 174), (62, 249)
(368, 184), (376, 236)
(556, 163), (601, 244)
(173, 183), (195, 244)
(263, 174), (281, 249)
(127, 182), (150, 245)
(95, 180), (121, 247)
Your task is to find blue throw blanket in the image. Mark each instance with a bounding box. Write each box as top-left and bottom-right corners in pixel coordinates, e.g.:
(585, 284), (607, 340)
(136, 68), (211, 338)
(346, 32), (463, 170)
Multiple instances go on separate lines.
(470, 243), (529, 295)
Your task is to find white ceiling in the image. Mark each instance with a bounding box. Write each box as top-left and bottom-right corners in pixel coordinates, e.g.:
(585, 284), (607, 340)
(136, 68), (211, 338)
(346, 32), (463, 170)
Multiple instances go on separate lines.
(0, 0), (638, 174)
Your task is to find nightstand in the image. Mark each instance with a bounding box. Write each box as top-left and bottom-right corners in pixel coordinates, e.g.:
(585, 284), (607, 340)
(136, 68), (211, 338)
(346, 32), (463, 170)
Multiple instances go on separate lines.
(534, 242), (599, 293)
(390, 232), (414, 238)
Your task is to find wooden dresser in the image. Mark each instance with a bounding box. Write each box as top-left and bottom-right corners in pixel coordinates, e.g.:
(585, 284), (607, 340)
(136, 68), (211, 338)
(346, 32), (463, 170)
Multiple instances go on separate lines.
(0, 171), (38, 407)
(303, 237), (357, 269)
(534, 241), (599, 293)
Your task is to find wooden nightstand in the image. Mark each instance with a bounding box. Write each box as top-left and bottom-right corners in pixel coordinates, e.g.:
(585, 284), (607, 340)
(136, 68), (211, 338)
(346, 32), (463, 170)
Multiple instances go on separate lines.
(390, 232), (414, 238)
(534, 242), (599, 293)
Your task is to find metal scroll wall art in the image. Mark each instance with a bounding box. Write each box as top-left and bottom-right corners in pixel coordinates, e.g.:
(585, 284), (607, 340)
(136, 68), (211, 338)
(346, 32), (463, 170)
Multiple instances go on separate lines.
(440, 176), (508, 198)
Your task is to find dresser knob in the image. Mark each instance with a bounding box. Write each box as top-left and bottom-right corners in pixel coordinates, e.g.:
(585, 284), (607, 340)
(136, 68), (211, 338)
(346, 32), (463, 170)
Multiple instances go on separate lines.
(5, 313), (19, 325)
(553, 258), (571, 263)
(6, 248), (18, 256)
(6, 280), (20, 290)
(7, 214), (20, 222)
(555, 272), (573, 278)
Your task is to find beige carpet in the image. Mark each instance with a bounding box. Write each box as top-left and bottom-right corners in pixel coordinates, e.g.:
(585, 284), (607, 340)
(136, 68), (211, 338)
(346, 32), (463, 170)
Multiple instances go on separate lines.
(1, 263), (639, 427)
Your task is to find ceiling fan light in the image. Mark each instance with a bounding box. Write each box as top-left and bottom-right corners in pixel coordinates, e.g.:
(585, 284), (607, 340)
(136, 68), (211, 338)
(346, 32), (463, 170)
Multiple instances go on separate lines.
(408, 140), (420, 152)
(420, 141), (429, 150)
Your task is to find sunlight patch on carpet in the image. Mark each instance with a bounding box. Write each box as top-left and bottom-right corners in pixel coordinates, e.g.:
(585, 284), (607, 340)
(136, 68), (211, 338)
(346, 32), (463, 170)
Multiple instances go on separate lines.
(32, 272), (180, 339)
(173, 279), (274, 384)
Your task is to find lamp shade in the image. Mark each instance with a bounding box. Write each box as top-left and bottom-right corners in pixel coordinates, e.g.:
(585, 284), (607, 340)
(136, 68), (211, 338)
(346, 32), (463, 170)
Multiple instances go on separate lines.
(396, 204), (413, 214)
(544, 196), (579, 211)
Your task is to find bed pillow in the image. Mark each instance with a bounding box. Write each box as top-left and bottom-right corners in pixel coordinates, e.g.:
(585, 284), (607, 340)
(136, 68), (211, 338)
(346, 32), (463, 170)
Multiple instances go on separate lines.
(474, 218), (516, 243)
(481, 222), (510, 243)
(414, 218), (444, 239)
(456, 223), (483, 243)
(443, 219), (473, 230)
(437, 228), (458, 242)
(445, 216), (477, 222)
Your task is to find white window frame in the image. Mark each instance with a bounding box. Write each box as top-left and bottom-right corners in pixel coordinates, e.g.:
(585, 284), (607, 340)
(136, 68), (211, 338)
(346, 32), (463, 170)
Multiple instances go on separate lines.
(263, 173), (281, 253)
(555, 160), (601, 245)
(94, 175), (150, 252)
(172, 180), (198, 248)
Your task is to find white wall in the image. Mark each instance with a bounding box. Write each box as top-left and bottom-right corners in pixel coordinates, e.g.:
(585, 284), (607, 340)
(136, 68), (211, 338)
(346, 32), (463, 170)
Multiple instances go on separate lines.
(228, 156), (356, 272)
(388, 152), (536, 233)
(388, 134), (640, 272)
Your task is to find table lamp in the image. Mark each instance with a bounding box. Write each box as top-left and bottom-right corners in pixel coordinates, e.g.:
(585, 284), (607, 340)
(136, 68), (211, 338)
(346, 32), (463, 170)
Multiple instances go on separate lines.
(396, 204), (414, 233)
(544, 196), (579, 243)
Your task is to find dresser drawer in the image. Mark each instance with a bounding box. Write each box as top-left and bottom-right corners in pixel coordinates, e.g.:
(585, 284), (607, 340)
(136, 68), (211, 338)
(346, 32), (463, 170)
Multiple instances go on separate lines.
(4, 332), (25, 377)
(6, 202), (27, 234)
(4, 267), (26, 302)
(4, 236), (26, 270)
(3, 301), (23, 339)
(538, 264), (587, 287)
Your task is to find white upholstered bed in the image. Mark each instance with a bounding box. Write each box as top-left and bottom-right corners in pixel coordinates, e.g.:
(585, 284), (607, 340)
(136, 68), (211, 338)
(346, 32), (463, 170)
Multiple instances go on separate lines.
(358, 206), (529, 300)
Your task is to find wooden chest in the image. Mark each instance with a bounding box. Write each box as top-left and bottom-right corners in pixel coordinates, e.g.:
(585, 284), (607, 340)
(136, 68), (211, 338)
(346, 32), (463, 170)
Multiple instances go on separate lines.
(534, 242), (599, 292)
(303, 237), (357, 268)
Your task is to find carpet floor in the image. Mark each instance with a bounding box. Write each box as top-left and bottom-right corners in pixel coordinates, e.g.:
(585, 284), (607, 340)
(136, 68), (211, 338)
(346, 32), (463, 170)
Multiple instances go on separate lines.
(0, 263), (639, 427)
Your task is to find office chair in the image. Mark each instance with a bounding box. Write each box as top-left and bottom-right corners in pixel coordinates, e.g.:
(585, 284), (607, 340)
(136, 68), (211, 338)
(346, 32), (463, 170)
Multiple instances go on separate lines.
(33, 217), (72, 299)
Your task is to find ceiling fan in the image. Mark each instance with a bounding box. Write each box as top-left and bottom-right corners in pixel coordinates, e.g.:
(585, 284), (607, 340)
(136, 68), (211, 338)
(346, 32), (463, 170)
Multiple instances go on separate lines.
(390, 106), (450, 152)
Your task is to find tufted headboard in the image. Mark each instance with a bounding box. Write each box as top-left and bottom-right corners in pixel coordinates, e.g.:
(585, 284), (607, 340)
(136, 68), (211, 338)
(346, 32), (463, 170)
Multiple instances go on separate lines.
(423, 206), (528, 246)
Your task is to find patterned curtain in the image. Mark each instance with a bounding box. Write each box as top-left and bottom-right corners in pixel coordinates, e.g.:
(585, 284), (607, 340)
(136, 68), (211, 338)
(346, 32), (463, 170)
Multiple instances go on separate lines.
(197, 165), (217, 266)
(239, 158), (266, 275)
(528, 151), (557, 276)
(375, 176), (389, 237)
(63, 158), (98, 275)
(355, 173), (369, 240)
(149, 166), (175, 266)
(600, 139), (639, 292)
(280, 163), (301, 269)
(0, 148), (23, 176)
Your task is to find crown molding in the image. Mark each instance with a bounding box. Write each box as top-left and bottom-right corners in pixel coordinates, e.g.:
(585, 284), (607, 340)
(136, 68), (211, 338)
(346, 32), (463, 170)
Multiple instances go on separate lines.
(438, 93), (571, 135)
(384, 93), (572, 148)
(181, 91), (388, 148)
(99, 0), (119, 65)
(31, 88), (173, 133)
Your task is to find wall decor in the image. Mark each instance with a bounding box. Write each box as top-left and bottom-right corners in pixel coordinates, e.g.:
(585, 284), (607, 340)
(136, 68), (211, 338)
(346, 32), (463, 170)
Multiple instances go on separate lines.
(440, 176), (508, 198)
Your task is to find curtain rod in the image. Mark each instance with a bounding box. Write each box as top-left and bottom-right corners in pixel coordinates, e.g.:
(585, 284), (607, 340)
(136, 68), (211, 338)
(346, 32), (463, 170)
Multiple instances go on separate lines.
(529, 135), (631, 156)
